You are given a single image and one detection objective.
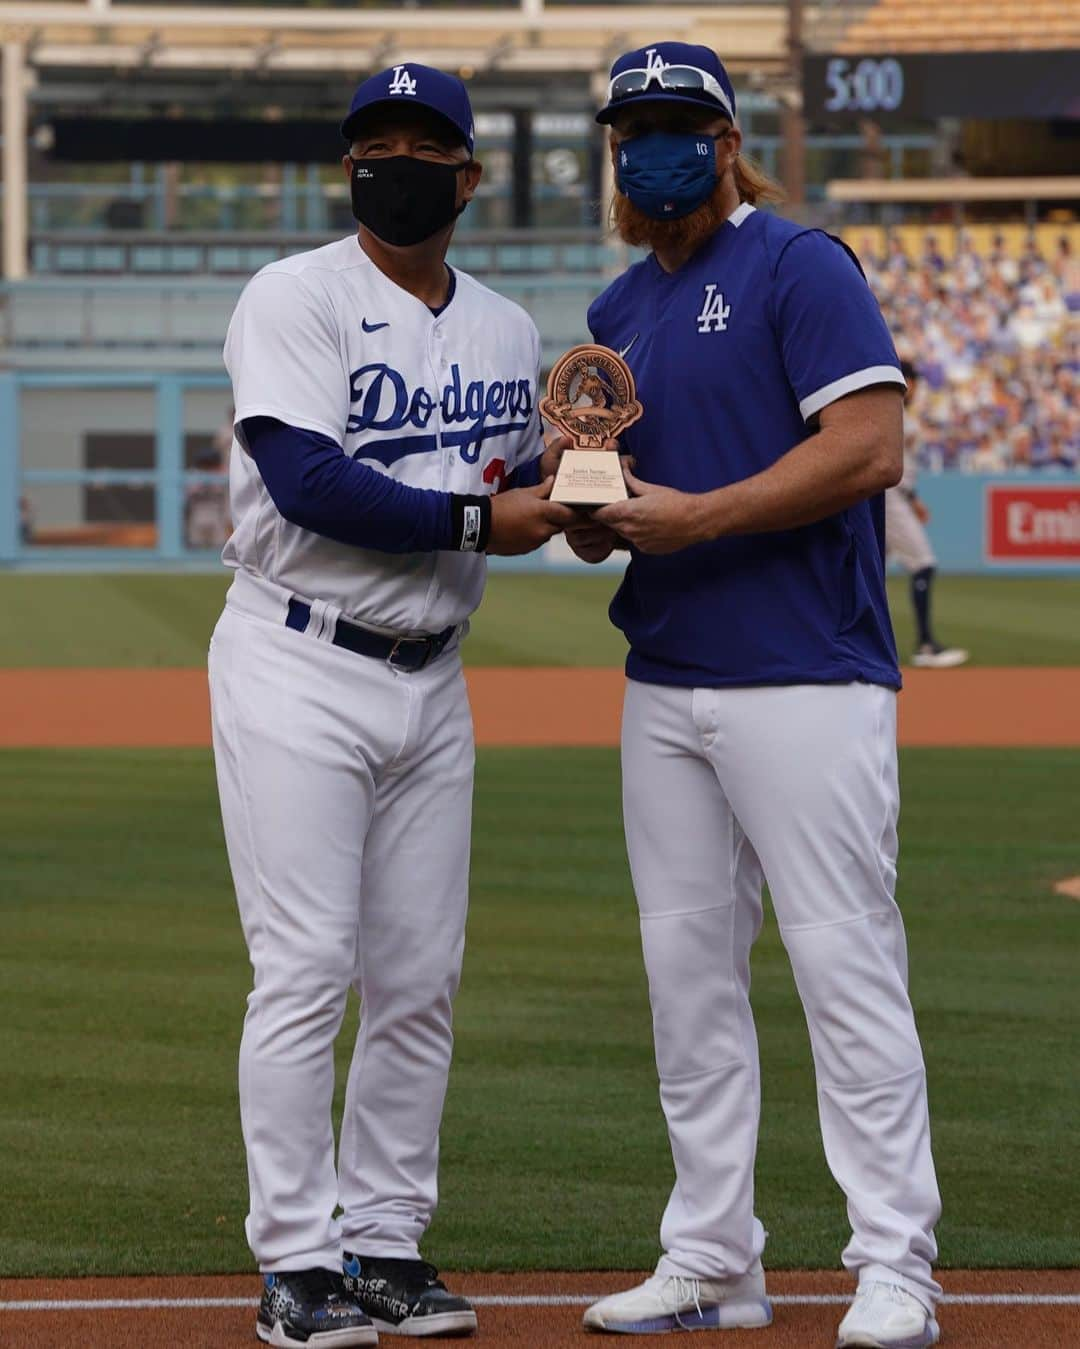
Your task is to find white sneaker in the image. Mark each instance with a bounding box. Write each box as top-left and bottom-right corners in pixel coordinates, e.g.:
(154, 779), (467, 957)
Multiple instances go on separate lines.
(836, 1281), (940, 1348)
(911, 643), (969, 669)
(583, 1262), (772, 1334)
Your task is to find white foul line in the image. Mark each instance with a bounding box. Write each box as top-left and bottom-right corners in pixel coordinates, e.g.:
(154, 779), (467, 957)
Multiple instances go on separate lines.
(1, 1293), (1079, 1312)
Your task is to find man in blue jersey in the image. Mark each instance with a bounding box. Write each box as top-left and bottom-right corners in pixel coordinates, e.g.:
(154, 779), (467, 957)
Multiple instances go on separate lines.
(572, 44), (942, 1349)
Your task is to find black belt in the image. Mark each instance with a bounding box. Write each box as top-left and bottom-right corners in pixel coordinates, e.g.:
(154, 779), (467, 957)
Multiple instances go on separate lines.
(285, 598), (455, 672)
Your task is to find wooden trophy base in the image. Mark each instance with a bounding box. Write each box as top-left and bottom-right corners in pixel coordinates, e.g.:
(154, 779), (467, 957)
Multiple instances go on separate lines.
(550, 450), (629, 506)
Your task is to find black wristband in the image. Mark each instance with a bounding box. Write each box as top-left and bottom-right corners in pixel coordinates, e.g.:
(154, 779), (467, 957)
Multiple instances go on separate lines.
(449, 494), (492, 553)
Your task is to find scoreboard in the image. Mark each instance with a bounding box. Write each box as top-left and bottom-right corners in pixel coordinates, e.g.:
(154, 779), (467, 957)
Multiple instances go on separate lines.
(803, 51), (1080, 122)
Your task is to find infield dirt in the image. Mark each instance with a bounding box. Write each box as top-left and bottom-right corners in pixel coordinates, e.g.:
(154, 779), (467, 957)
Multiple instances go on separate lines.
(2, 666), (1079, 748)
(2, 1270), (1078, 1347)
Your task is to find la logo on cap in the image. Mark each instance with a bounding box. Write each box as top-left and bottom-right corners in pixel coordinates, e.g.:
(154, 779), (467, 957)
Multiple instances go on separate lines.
(644, 48), (667, 77)
(389, 65), (417, 95)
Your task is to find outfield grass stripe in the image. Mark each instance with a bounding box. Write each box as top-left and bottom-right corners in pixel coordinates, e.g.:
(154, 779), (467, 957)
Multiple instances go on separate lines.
(3, 1293), (1079, 1312)
(1, 574), (1078, 669)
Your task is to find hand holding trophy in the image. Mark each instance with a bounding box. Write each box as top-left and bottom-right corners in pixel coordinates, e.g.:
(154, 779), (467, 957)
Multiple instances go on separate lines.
(540, 345), (644, 505)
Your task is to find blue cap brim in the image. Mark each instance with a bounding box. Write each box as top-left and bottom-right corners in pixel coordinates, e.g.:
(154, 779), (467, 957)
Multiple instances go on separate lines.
(596, 90), (733, 125)
(341, 98), (471, 150)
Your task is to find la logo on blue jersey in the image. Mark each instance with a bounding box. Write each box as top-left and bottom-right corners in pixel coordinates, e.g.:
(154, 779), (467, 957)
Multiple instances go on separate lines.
(697, 284), (731, 333)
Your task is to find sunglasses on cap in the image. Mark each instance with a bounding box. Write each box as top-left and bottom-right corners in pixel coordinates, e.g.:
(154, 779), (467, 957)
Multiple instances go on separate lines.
(606, 64), (734, 123)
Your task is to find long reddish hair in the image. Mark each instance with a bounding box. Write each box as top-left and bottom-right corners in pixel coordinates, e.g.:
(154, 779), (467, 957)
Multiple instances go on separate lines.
(733, 152), (785, 207)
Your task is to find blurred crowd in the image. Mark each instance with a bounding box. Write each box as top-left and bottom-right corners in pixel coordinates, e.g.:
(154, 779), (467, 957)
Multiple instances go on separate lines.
(858, 230), (1079, 473)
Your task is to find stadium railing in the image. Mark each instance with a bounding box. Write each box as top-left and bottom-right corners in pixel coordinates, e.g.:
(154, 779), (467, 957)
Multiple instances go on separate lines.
(1, 275), (610, 372)
(27, 229), (620, 278)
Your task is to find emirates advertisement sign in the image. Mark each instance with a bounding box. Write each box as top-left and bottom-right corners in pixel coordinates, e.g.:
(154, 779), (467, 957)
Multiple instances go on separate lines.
(986, 486), (1080, 562)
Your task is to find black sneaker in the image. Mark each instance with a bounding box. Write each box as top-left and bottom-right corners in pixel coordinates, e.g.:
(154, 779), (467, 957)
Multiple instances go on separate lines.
(256, 1268), (378, 1347)
(342, 1253), (477, 1338)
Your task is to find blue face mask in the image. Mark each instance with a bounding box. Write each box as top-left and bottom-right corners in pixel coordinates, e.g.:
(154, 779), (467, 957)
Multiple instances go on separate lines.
(616, 130), (721, 220)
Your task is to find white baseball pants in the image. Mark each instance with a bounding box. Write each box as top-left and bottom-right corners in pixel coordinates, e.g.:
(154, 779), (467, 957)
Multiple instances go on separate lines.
(885, 488), (936, 573)
(621, 678), (941, 1309)
(208, 571), (474, 1272)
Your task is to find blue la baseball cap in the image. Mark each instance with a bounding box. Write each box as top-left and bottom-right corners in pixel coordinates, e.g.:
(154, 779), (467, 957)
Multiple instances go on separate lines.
(596, 42), (737, 126)
(341, 63), (475, 153)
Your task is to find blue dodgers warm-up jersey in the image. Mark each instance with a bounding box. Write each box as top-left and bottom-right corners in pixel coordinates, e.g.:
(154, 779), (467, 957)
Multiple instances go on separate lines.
(588, 203), (905, 690)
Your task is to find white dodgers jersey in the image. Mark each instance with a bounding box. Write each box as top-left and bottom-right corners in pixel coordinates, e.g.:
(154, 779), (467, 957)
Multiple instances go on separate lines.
(222, 236), (543, 633)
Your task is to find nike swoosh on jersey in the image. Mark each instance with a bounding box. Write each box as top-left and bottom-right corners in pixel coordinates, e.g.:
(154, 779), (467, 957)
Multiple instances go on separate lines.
(361, 318), (390, 333)
(618, 333), (639, 358)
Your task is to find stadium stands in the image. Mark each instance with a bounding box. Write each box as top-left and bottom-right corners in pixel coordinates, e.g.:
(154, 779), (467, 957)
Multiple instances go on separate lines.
(852, 226), (1079, 472)
(836, 0), (1080, 52)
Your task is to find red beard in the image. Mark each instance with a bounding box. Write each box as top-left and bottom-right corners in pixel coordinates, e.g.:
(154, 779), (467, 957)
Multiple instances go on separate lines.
(611, 182), (731, 255)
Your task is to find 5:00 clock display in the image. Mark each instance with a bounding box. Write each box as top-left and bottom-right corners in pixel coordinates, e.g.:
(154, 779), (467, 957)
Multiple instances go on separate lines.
(823, 57), (906, 113)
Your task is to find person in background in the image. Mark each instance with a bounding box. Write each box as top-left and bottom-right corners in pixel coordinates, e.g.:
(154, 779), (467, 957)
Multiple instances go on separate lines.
(185, 443), (231, 549)
(19, 496), (35, 546)
(885, 361), (969, 668)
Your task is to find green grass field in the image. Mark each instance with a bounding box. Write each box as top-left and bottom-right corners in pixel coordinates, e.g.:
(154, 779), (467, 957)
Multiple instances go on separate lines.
(1, 571), (1078, 668)
(1, 745), (1077, 1277)
(1, 572), (1077, 1277)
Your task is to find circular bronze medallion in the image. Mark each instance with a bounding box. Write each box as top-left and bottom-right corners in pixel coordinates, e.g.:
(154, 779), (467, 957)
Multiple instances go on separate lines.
(539, 344), (644, 450)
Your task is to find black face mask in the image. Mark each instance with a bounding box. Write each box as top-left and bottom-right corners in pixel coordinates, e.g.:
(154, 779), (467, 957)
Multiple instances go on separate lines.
(350, 154), (470, 246)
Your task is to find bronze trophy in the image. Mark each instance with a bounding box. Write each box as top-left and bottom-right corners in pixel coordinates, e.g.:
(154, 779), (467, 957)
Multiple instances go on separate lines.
(540, 344), (644, 505)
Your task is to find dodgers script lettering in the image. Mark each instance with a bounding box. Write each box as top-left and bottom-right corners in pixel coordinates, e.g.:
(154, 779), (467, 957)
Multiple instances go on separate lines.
(347, 361), (534, 466)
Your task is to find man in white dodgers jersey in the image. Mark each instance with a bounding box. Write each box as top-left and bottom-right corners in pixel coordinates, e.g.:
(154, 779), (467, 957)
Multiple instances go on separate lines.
(567, 43), (942, 1349)
(210, 63), (575, 1347)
